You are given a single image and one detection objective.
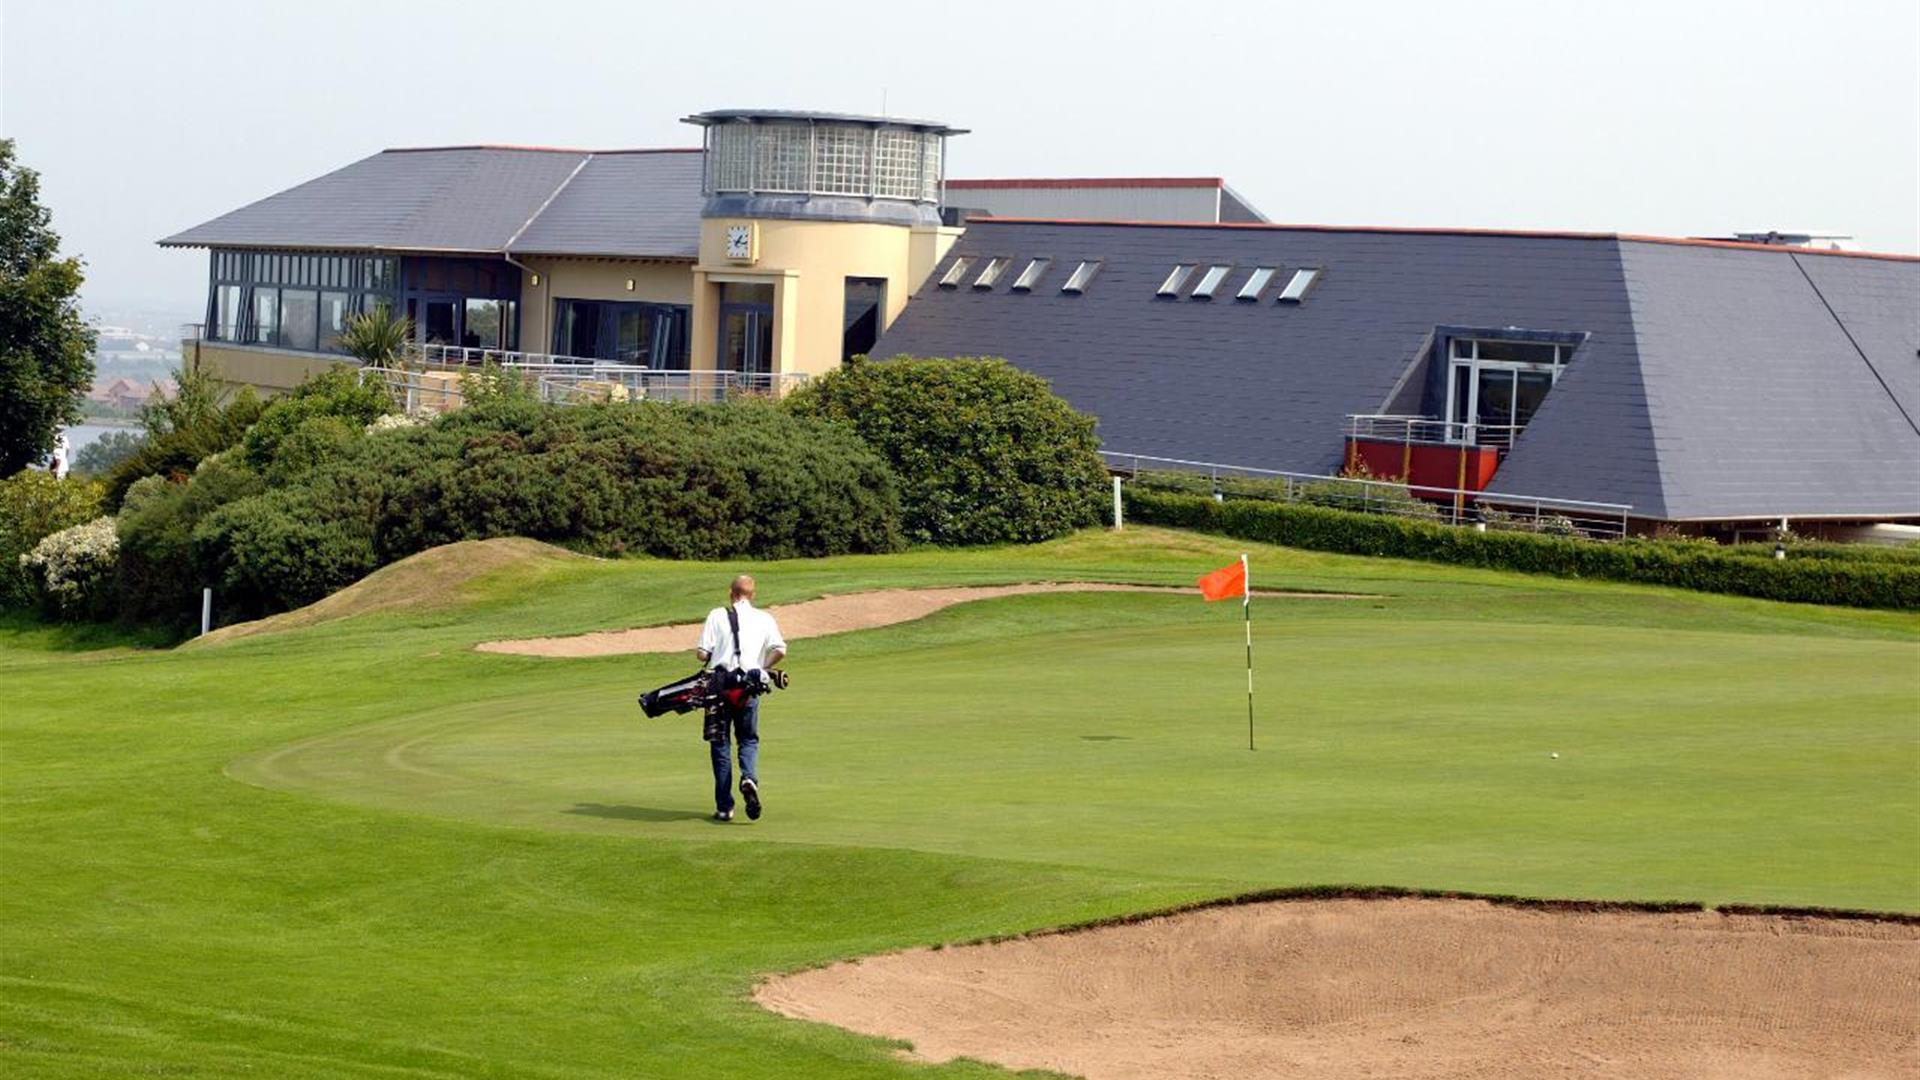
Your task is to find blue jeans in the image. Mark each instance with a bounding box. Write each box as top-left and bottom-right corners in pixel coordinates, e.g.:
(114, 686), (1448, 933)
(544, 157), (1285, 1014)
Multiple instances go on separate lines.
(708, 699), (759, 814)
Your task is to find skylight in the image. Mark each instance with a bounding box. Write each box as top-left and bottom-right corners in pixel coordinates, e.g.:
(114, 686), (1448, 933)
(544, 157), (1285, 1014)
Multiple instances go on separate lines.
(1011, 258), (1051, 292)
(1157, 264), (1197, 297)
(1190, 265), (1232, 300)
(1061, 260), (1101, 294)
(1276, 267), (1321, 303)
(973, 257), (1010, 289)
(1237, 267), (1275, 301)
(938, 257), (973, 288)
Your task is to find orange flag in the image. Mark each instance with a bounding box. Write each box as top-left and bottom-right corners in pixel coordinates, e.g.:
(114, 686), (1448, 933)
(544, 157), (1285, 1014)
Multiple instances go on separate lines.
(1197, 557), (1248, 603)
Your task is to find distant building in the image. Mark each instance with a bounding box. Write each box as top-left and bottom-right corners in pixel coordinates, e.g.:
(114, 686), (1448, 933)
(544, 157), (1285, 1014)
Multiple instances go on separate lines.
(89, 376), (169, 411)
(158, 105), (1920, 529)
(942, 177), (1265, 225)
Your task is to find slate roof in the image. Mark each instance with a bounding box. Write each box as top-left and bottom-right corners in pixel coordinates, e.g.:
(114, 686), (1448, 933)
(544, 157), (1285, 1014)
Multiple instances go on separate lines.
(869, 218), (1920, 521)
(159, 146), (704, 259)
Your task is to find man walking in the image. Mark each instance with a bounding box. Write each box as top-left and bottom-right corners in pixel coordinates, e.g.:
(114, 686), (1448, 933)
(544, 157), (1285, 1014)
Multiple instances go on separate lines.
(696, 575), (786, 822)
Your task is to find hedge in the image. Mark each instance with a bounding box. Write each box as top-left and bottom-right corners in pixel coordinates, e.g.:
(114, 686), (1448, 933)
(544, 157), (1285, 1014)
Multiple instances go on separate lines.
(1125, 488), (1920, 610)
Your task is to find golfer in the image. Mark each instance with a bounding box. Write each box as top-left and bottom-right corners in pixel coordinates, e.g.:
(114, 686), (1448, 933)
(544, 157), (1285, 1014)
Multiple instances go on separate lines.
(696, 575), (786, 822)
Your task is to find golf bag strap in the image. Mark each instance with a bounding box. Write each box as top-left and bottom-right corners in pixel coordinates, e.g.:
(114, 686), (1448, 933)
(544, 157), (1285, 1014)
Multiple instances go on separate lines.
(727, 604), (743, 668)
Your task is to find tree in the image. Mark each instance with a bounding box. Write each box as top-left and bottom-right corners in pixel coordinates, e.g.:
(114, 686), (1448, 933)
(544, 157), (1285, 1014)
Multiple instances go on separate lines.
(72, 429), (148, 477)
(0, 139), (95, 475)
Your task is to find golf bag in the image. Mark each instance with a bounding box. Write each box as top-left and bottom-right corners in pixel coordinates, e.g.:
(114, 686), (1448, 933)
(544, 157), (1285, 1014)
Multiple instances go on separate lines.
(635, 602), (787, 741)
(637, 664), (789, 719)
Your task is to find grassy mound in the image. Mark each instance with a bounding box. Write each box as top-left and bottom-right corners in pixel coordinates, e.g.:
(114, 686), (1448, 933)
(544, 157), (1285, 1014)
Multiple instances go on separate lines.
(190, 536), (587, 646)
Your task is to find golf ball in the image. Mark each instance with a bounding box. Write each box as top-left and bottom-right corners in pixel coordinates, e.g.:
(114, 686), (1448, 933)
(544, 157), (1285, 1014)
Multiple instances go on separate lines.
(1550, 752), (1560, 759)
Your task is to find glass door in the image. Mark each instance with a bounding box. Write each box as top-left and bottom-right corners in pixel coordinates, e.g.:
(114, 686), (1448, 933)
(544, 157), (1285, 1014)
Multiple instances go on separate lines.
(717, 283), (777, 376)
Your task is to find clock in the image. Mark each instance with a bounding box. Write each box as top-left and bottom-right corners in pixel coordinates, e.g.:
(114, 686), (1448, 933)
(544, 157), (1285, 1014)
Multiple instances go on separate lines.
(724, 223), (755, 263)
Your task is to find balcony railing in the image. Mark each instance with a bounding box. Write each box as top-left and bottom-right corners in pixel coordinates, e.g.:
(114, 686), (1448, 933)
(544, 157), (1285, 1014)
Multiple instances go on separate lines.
(1346, 413), (1520, 451)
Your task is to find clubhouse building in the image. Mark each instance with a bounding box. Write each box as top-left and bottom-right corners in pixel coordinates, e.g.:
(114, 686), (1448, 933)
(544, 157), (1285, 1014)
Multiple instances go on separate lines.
(162, 107), (1920, 530)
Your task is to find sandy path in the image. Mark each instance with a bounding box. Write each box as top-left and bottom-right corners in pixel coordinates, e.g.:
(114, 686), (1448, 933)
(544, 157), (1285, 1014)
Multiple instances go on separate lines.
(756, 897), (1920, 1080)
(476, 583), (1357, 658)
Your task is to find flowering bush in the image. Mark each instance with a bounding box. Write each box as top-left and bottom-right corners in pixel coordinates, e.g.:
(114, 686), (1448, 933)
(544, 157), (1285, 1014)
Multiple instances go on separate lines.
(19, 515), (119, 618)
(367, 411), (428, 433)
(1, 471), (104, 607)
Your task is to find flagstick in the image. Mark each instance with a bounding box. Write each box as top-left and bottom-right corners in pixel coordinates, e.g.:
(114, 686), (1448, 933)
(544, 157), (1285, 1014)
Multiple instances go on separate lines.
(1242, 553), (1254, 752)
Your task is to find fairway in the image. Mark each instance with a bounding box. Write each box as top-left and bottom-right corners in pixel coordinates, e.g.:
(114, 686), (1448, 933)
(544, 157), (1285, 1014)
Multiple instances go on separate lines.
(3, 528), (1916, 1078)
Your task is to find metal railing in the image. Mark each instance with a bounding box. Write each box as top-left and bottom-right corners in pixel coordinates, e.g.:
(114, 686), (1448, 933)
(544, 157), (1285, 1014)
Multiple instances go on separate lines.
(1103, 450), (1633, 540)
(358, 362), (807, 412)
(1346, 413), (1520, 450)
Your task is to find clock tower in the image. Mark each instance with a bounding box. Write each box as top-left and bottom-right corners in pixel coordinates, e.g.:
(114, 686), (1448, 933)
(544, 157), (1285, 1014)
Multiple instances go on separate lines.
(682, 109), (966, 381)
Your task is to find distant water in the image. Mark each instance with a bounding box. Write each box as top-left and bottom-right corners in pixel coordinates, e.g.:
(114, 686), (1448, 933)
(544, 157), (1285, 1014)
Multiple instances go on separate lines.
(63, 422), (140, 453)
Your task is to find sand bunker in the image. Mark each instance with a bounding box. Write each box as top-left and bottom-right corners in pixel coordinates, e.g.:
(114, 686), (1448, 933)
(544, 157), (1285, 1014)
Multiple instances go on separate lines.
(477, 583), (1356, 658)
(756, 897), (1920, 1080)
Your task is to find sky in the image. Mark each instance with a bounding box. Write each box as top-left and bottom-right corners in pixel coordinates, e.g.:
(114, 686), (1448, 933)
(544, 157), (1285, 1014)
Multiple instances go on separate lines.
(1, 0), (1915, 318)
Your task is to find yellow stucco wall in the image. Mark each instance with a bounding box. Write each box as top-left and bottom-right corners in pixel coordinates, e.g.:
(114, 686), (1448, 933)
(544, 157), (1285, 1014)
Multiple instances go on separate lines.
(689, 218), (963, 377)
(513, 258), (696, 356)
(185, 339), (353, 397)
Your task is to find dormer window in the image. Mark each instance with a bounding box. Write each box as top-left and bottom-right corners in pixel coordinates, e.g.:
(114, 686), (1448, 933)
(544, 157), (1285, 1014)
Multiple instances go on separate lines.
(1061, 260), (1102, 294)
(973, 257), (1010, 289)
(938, 258), (973, 289)
(1276, 267), (1321, 303)
(1157, 264), (1197, 297)
(1011, 258), (1051, 291)
(1190, 265), (1232, 300)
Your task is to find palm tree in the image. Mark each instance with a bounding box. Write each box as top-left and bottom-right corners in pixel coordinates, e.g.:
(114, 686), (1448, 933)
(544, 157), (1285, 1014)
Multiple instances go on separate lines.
(338, 306), (415, 370)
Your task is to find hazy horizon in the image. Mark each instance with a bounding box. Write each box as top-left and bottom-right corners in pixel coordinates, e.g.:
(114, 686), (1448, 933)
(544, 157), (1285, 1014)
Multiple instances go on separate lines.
(3, 0), (1915, 318)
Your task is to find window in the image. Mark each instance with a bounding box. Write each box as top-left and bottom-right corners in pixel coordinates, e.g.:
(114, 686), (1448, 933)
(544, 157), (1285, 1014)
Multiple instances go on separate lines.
(550, 299), (691, 367)
(1190, 265), (1232, 300)
(1011, 258), (1051, 292)
(1276, 267), (1321, 303)
(250, 288), (278, 345)
(1158, 264), (1197, 297)
(1061, 260), (1102, 294)
(1443, 335), (1580, 448)
(463, 298), (515, 350)
(843, 277), (886, 361)
(938, 257), (973, 288)
(279, 290), (319, 351)
(1237, 267), (1275, 301)
(973, 257), (1010, 289)
(321, 292), (352, 353)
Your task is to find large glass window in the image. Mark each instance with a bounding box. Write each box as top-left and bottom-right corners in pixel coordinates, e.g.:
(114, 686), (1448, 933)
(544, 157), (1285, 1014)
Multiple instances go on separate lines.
(206, 248), (400, 349)
(321, 292), (352, 353)
(1444, 336), (1578, 448)
(550, 299), (690, 367)
(842, 278), (886, 362)
(279, 290), (319, 352)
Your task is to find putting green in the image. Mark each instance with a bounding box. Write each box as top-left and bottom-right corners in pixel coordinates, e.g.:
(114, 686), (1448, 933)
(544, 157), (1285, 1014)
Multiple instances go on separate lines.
(4, 528), (1916, 1078)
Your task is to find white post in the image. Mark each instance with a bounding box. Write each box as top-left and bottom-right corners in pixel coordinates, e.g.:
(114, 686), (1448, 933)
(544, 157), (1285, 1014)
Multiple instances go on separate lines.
(1112, 475), (1124, 531)
(200, 588), (212, 636)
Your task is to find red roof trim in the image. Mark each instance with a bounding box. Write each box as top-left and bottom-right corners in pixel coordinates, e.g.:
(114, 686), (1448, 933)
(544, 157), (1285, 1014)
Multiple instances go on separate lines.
(963, 216), (1920, 263)
(947, 177), (1224, 191)
(384, 144), (703, 156)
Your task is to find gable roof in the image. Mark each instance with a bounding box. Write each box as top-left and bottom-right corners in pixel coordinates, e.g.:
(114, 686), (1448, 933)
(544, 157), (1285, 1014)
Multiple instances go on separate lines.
(870, 218), (1920, 521)
(159, 146), (705, 259)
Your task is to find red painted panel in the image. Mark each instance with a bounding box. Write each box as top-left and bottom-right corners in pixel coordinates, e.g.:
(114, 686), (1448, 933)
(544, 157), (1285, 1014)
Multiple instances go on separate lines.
(1344, 437), (1501, 493)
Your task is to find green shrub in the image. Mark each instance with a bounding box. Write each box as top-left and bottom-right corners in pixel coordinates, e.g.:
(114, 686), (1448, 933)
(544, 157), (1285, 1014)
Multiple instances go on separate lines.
(113, 454), (265, 624)
(261, 415), (361, 486)
(1124, 488), (1920, 610)
(194, 488), (378, 619)
(785, 356), (1106, 545)
(104, 363), (263, 508)
(0, 470), (102, 606)
(189, 400), (903, 619)
(238, 367), (390, 472)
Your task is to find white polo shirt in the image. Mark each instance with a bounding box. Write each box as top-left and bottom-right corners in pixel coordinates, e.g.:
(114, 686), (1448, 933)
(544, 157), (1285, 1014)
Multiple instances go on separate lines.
(697, 599), (787, 671)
